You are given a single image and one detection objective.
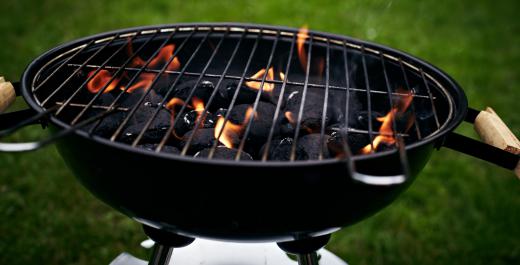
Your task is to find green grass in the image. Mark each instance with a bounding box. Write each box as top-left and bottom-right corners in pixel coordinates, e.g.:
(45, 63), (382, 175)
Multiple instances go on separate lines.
(1, 0), (519, 264)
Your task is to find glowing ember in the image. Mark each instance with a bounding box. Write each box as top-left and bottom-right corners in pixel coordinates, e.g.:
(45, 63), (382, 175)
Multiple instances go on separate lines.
(279, 72), (285, 81)
(214, 107), (256, 149)
(297, 26), (309, 71)
(86, 70), (121, 94)
(361, 89), (414, 154)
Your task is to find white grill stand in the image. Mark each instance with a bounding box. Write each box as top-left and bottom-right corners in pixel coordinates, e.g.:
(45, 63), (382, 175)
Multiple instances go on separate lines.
(109, 238), (348, 265)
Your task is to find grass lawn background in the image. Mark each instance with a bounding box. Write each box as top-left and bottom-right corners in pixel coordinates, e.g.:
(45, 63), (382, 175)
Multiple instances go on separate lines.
(0, 0), (519, 264)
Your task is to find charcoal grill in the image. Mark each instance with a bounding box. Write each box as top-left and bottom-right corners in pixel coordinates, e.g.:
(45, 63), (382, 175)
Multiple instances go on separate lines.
(0, 23), (518, 265)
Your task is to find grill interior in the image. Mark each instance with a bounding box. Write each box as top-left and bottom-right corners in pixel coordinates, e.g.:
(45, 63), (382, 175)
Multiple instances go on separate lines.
(30, 25), (453, 162)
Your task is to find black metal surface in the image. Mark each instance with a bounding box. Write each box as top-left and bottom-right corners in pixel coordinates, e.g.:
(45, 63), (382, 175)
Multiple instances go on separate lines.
(9, 23), (518, 242)
(444, 132), (519, 170)
(277, 234), (331, 254)
(0, 108), (38, 130)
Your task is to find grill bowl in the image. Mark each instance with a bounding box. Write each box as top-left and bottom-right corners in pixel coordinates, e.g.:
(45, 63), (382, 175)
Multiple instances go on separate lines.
(18, 23), (468, 242)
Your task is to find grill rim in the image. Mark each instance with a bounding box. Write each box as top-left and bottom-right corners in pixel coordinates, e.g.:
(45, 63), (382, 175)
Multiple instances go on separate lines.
(20, 22), (468, 166)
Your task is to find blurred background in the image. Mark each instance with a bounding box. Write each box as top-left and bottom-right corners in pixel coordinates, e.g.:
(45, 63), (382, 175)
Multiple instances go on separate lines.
(0, 0), (519, 264)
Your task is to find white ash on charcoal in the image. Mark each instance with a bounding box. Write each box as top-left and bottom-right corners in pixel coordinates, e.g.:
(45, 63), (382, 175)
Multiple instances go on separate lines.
(228, 102), (278, 144)
(194, 146), (253, 160)
(326, 131), (370, 156)
(119, 90), (172, 143)
(173, 110), (216, 137)
(137, 143), (180, 154)
(179, 128), (239, 155)
(297, 133), (331, 160)
(260, 137), (308, 161)
(173, 80), (226, 111)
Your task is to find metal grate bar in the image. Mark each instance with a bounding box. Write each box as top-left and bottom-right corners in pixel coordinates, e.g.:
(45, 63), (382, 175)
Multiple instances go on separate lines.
(130, 30), (199, 147)
(342, 40), (352, 147)
(318, 40), (331, 160)
(40, 35), (121, 107)
(178, 30), (246, 156)
(51, 33), (144, 116)
(208, 31), (262, 160)
(420, 68), (441, 130)
(235, 30), (280, 160)
(289, 34), (314, 161)
(72, 30), (180, 126)
(85, 31), (169, 135)
(68, 64), (435, 99)
(33, 39), (95, 93)
(398, 59), (422, 139)
(112, 28), (206, 142)
(360, 45), (375, 151)
(261, 34), (297, 161)
(380, 53), (400, 145)
(156, 29), (226, 152)
(55, 102), (129, 111)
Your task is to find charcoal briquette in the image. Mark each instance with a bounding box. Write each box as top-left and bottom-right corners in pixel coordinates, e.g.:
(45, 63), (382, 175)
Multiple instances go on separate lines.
(260, 137), (308, 161)
(297, 133), (331, 160)
(194, 147), (253, 160)
(137, 143), (180, 154)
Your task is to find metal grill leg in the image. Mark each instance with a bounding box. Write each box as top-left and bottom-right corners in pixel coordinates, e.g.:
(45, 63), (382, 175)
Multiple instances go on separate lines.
(142, 226), (195, 265)
(296, 252), (320, 265)
(148, 244), (173, 265)
(277, 234), (330, 265)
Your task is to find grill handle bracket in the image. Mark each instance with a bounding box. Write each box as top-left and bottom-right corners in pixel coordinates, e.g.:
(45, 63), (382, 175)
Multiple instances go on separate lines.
(444, 107), (520, 179)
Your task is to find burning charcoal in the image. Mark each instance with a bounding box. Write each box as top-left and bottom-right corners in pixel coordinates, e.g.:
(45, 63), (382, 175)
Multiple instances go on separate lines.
(173, 80), (226, 110)
(83, 94), (126, 137)
(120, 89), (165, 108)
(219, 81), (275, 105)
(120, 100), (172, 143)
(137, 143), (180, 154)
(260, 137), (308, 161)
(228, 102), (277, 143)
(279, 118), (296, 137)
(194, 147), (253, 160)
(179, 128), (229, 155)
(174, 110), (216, 137)
(327, 131), (370, 156)
(284, 91), (331, 134)
(297, 134), (331, 160)
(220, 82), (257, 104)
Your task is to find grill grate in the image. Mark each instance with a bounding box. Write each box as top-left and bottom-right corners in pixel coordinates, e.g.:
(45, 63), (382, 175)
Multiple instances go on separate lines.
(31, 25), (451, 162)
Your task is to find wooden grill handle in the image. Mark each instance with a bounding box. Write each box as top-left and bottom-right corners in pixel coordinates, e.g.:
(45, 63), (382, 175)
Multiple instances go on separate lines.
(474, 107), (520, 178)
(0, 76), (16, 113)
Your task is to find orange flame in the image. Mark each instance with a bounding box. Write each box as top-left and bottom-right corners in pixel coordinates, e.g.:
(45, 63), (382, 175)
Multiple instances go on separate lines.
(361, 89), (414, 154)
(297, 26), (309, 71)
(165, 97), (187, 110)
(86, 70), (121, 94)
(125, 73), (156, 93)
(86, 42), (182, 94)
(285, 111), (296, 125)
(245, 67), (275, 93)
(214, 107), (256, 149)
(279, 72), (285, 81)
(191, 97), (206, 122)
